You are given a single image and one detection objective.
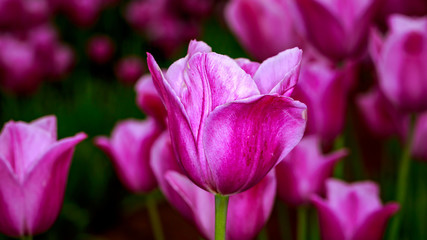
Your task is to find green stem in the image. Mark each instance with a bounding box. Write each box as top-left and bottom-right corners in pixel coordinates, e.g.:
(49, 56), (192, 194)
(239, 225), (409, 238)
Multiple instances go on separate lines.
(146, 194), (165, 240)
(389, 114), (416, 240)
(298, 206), (308, 240)
(215, 195), (230, 240)
(20, 235), (32, 240)
(257, 227), (268, 240)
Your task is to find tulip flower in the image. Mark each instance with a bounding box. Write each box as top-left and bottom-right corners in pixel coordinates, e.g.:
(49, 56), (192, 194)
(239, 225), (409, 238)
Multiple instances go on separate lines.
(370, 15), (427, 112)
(87, 35), (115, 65)
(0, 115), (86, 237)
(94, 118), (162, 193)
(62, 0), (103, 27)
(165, 170), (277, 240)
(377, 0), (427, 23)
(115, 56), (145, 85)
(290, 0), (378, 61)
(311, 179), (399, 240)
(0, 36), (42, 94)
(135, 74), (167, 126)
(276, 136), (347, 206)
(147, 40), (306, 195)
(291, 60), (355, 144)
(356, 87), (409, 139)
(225, 0), (304, 60)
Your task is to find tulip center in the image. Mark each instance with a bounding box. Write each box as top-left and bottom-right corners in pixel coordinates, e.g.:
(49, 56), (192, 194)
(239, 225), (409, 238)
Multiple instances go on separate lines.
(403, 32), (424, 55)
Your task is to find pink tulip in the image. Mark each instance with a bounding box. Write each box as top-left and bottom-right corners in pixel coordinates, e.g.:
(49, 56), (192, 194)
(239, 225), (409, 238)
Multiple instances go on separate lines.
(290, 0), (379, 61)
(311, 179), (399, 240)
(377, 0), (427, 23)
(356, 87), (409, 139)
(166, 170), (276, 240)
(150, 132), (193, 221)
(147, 40), (306, 195)
(62, 0), (103, 27)
(0, 36), (42, 94)
(135, 74), (167, 125)
(0, 115), (86, 237)
(291, 60), (355, 144)
(370, 15), (427, 112)
(226, 0), (304, 60)
(115, 56), (145, 85)
(87, 35), (115, 65)
(276, 136), (347, 206)
(94, 118), (162, 193)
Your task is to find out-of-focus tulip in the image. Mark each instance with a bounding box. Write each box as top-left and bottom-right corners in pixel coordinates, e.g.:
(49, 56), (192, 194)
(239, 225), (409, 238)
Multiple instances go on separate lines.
(150, 132), (193, 221)
(166, 170), (276, 240)
(94, 118), (162, 193)
(0, 116), (86, 237)
(370, 15), (427, 112)
(0, 0), (24, 29)
(276, 136), (347, 206)
(171, 0), (213, 17)
(87, 35), (115, 65)
(311, 179), (399, 240)
(49, 44), (74, 80)
(135, 74), (167, 125)
(290, 0), (378, 61)
(291, 60), (355, 144)
(226, 0), (303, 60)
(125, 0), (199, 56)
(62, 0), (103, 27)
(147, 40), (306, 195)
(115, 56), (145, 85)
(412, 113), (427, 161)
(377, 0), (427, 23)
(22, 0), (51, 27)
(0, 37), (42, 94)
(356, 87), (409, 139)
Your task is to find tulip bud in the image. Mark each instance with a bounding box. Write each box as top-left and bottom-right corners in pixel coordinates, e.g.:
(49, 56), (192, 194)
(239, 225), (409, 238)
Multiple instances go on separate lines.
(311, 179), (399, 240)
(0, 116), (86, 237)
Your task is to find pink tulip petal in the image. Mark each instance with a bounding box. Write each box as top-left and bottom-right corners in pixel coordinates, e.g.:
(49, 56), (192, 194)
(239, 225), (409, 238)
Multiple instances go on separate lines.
(253, 47), (302, 96)
(352, 203), (399, 240)
(150, 132), (193, 221)
(311, 195), (346, 240)
(23, 132), (86, 235)
(203, 95), (306, 194)
(30, 115), (57, 140)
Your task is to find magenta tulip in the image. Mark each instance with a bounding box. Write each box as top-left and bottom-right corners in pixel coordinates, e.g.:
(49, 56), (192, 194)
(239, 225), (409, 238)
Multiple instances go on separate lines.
(0, 115), (86, 237)
(370, 15), (427, 112)
(356, 87), (409, 139)
(291, 60), (355, 144)
(276, 136), (347, 206)
(290, 0), (378, 61)
(147, 40), (306, 195)
(115, 56), (145, 85)
(87, 35), (115, 65)
(225, 0), (304, 60)
(166, 170), (276, 240)
(135, 74), (167, 125)
(311, 179), (399, 240)
(94, 118), (162, 193)
(62, 0), (103, 27)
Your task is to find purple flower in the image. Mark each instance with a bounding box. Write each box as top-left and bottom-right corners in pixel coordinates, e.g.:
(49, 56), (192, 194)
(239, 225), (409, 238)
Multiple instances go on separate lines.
(356, 87), (409, 139)
(291, 59), (355, 144)
(135, 74), (167, 125)
(225, 0), (304, 60)
(166, 171), (276, 240)
(95, 118), (162, 193)
(115, 56), (145, 85)
(87, 35), (115, 65)
(311, 179), (399, 240)
(147, 40), (306, 195)
(290, 0), (379, 61)
(412, 113), (427, 161)
(371, 15), (427, 112)
(0, 116), (86, 237)
(276, 136), (347, 206)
